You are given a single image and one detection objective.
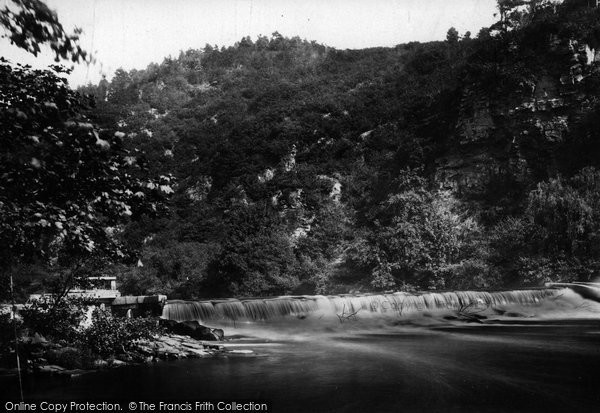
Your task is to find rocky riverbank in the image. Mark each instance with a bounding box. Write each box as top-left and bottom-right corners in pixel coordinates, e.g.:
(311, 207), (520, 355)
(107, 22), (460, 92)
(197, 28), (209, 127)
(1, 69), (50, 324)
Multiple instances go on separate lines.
(2, 320), (234, 380)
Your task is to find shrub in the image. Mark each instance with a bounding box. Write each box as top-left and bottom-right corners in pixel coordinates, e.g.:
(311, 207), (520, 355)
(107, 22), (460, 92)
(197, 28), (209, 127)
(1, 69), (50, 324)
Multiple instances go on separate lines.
(78, 309), (161, 357)
(20, 296), (86, 342)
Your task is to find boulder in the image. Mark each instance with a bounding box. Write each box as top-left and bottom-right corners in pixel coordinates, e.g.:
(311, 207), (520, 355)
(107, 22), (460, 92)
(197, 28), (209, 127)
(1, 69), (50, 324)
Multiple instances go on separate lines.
(212, 328), (225, 341)
(158, 319), (179, 330)
(159, 319), (224, 341)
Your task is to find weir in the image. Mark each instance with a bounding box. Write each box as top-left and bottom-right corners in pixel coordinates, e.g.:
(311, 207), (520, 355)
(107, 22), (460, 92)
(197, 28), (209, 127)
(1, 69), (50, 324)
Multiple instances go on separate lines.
(161, 289), (558, 323)
(546, 282), (600, 303)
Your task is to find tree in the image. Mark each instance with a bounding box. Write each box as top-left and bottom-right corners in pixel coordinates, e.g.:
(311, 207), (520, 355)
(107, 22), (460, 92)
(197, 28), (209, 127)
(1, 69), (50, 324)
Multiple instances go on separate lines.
(203, 202), (300, 297)
(487, 167), (600, 285)
(493, 0), (560, 33)
(107, 68), (138, 106)
(347, 170), (479, 290)
(0, 2), (96, 401)
(446, 27), (459, 44)
(527, 167), (600, 259)
(0, 0), (88, 62)
(0, 0), (168, 301)
(0, 61), (166, 302)
(495, 0), (528, 32)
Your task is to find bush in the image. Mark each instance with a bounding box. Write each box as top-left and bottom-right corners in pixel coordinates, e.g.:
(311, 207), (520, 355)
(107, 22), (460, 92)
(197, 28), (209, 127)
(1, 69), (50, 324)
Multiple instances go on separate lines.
(20, 296), (86, 342)
(78, 309), (161, 357)
(18, 297), (164, 360)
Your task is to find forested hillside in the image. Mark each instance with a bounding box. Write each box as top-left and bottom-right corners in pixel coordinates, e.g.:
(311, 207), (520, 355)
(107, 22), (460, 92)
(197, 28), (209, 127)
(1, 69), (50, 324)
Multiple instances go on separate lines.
(77, 0), (600, 298)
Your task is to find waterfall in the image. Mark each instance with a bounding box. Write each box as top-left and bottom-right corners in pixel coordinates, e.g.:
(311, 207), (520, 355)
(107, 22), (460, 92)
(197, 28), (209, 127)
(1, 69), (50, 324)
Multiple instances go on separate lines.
(162, 289), (557, 323)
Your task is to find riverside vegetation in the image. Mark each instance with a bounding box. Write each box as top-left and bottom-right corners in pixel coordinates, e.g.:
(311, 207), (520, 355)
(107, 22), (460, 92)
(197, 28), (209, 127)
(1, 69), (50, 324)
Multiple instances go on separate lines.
(2, 0), (600, 369)
(77, 0), (600, 297)
(0, 298), (226, 375)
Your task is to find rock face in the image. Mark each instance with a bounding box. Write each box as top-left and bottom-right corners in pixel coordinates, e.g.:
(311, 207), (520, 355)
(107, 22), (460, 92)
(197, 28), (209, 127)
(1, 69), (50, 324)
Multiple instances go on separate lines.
(159, 319), (225, 341)
(435, 31), (600, 212)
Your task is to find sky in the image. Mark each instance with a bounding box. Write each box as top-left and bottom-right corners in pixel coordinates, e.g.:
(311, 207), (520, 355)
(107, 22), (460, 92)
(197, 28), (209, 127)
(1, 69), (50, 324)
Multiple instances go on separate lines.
(0, 0), (498, 87)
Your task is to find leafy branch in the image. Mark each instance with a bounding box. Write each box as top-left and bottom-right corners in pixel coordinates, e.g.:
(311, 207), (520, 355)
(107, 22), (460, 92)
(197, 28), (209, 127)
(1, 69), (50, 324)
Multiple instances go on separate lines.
(0, 0), (90, 63)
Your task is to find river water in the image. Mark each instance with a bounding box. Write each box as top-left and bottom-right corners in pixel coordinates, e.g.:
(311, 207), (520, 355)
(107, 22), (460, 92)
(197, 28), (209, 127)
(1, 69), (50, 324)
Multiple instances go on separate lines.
(5, 288), (600, 412)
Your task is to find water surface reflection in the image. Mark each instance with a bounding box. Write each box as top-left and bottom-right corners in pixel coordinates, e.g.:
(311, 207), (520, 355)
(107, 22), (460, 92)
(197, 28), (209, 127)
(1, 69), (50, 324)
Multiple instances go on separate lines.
(7, 319), (600, 412)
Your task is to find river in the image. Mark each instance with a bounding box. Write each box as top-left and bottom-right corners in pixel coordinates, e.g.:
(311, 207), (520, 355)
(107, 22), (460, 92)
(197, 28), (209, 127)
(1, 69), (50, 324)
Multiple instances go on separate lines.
(4, 288), (600, 412)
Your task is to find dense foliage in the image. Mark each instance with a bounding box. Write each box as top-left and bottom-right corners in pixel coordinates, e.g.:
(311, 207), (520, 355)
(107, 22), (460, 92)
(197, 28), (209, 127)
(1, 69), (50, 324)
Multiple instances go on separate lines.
(0, 0), (163, 368)
(78, 308), (161, 357)
(3, 0), (600, 301)
(0, 61), (169, 300)
(0, 0), (88, 62)
(69, 0), (600, 297)
(19, 296), (86, 341)
(18, 298), (160, 360)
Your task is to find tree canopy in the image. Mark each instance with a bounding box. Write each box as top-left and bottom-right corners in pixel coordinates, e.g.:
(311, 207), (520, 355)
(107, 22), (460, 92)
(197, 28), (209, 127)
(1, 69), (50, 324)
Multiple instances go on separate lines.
(0, 0), (88, 62)
(0, 60), (170, 299)
(0, 1), (166, 300)
(5, 0), (600, 299)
